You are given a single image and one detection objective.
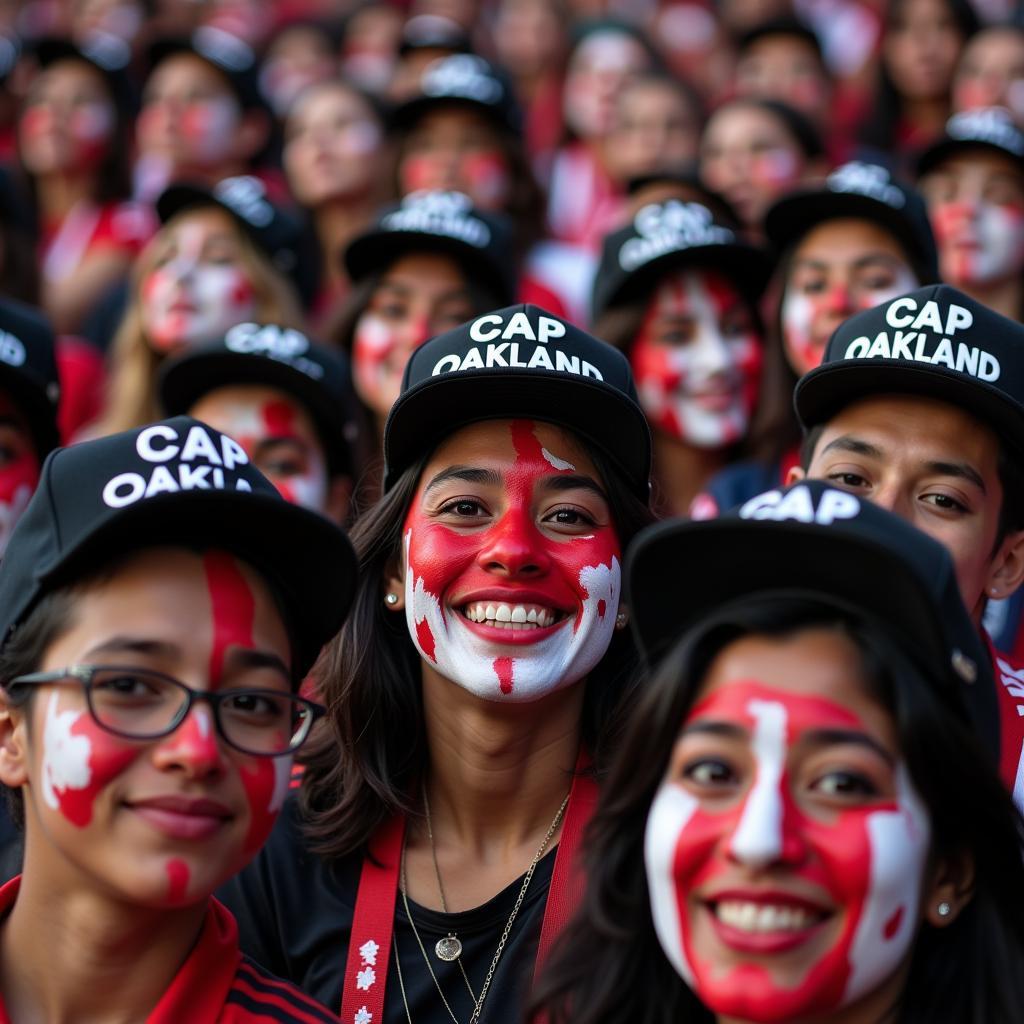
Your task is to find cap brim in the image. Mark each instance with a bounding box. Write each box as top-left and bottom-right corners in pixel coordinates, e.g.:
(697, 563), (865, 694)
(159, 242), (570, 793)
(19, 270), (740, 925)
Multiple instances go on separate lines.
(595, 242), (771, 317)
(627, 517), (945, 670)
(158, 351), (351, 474)
(794, 359), (1024, 458)
(0, 363), (59, 458)
(35, 488), (354, 679)
(344, 230), (514, 306)
(764, 191), (936, 279)
(916, 138), (1024, 179)
(384, 370), (652, 500)
(390, 94), (511, 133)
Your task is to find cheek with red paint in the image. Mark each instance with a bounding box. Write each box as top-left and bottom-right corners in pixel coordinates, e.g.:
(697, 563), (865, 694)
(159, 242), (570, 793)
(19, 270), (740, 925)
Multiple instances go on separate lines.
(178, 98), (240, 165)
(352, 313), (425, 416)
(67, 102), (116, 166)
(40, 691), (140, 828)
(644, 683), (931, 1022)
(932, 200), (1024, 284)
(399, 150), (509, 205)
(401, 420), (622, 702)
(238, 753), (292, 858)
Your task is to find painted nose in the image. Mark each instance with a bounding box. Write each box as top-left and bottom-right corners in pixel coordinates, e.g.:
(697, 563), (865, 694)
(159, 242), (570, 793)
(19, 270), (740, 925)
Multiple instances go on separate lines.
(151, 705), (224, 779)
(477, 509), (552, 577)
(822, 282), (855, 317)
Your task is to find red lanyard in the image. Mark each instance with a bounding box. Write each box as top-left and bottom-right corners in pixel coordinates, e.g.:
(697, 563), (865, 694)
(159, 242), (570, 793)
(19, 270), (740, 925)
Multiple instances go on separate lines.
(339, 754), (598, 1022)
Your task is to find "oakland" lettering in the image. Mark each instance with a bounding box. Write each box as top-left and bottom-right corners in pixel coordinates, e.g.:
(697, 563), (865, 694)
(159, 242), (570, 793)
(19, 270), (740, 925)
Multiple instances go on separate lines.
(843, 330), (1000, 381)
(432, 344), (603, 378)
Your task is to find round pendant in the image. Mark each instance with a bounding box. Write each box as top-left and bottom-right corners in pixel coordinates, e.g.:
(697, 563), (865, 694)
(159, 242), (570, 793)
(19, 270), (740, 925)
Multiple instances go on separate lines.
(435, 934), (463, 962)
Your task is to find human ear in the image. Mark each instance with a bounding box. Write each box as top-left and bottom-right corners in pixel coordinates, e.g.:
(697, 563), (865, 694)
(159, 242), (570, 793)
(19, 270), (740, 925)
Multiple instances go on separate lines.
(325, 475), (353, 527)
(924, 850), (975, 928)
(0, 692), (31, 791)
(382, 558), (405, 612)
(984, 528), (1024, 601)
(785, 465), (806, 486)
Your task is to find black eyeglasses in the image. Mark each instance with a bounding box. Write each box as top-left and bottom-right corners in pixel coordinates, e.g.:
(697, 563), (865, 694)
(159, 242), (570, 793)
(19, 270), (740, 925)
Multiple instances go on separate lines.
(9, 665), (325, 757)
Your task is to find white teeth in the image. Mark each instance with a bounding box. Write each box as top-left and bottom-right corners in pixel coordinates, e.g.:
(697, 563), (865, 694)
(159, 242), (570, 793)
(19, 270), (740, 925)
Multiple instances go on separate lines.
(715, 901), (818, 933)
(460, 602), (560, 629)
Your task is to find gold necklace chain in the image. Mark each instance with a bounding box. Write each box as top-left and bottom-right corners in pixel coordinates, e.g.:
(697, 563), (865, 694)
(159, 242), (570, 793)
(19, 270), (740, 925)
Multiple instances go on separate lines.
(395, 792), (570, 1024)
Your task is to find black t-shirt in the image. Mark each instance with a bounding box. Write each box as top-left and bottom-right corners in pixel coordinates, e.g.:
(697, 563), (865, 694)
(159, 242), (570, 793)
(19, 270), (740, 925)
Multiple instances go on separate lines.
(217, 797), (555, 1024)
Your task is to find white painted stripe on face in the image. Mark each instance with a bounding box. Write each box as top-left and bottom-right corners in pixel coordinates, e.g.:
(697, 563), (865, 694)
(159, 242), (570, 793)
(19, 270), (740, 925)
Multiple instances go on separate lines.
(729, 699), (788, 868)
(645, 783), (700, 985)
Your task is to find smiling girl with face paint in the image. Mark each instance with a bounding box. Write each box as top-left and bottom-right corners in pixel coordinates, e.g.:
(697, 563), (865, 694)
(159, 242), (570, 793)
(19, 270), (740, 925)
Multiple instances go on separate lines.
(531, 499), (1024, 1024)
(219, 306), (654, 1021)
(0, 415), (355, 1022)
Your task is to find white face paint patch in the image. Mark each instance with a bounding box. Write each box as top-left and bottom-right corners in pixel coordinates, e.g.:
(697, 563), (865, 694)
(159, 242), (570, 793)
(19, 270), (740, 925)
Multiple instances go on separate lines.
(41, 692), (92, 810)
(542, 448), (575, 471)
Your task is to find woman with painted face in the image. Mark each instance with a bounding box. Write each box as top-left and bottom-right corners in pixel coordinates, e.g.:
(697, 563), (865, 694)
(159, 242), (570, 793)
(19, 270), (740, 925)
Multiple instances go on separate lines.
(18, 39), (153, 334)
(283, 79), (387, 325)
(591, 198), (771, 516)
(698, 97), (825, 239)
(858, 0), (977, 171)
(329, 189), (515, 472)
(917, 107), (1024, 321)
(953, 23), (1024, 121)
(0, 415), (356, 1021)
(97, 181), (304, 437)
(219, 304), (654, 1021)
(694, 162), (937, 517)
(532, 479), (1024, 1024)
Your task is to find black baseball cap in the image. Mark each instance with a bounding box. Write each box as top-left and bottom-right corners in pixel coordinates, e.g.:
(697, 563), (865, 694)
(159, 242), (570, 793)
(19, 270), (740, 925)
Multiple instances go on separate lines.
(391, 53), (522, 136)
(343, 190), (516, 305)
(383, 304), (652, 500)
(916, 106), (1024, 177)
(0, 299), (61, 459)
(764, 161), (939, 282)
(592, 199), (772, 319)
(0, 416), (356, 680)
(157, 176), (304, 283)
(146, 28), (264, 110)
(158, 323), (356, 476)
(736, 15), (824, 59)
(626, 479), (999, 754)
(795, 284), (1024, 459)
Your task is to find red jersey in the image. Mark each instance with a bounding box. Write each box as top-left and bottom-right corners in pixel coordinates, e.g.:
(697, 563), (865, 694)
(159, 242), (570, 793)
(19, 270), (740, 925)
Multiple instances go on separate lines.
(0, 877), (338, 1024)
(987, 635), (1024, 813)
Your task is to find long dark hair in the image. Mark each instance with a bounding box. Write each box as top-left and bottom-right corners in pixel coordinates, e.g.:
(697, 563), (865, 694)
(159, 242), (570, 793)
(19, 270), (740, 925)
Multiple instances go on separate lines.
(530, 597), (1024, 1024)
(300, 433), (655, 860)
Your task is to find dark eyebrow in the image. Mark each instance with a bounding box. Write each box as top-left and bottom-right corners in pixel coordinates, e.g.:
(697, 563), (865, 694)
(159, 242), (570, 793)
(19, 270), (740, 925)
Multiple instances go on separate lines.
(84, 638), (180, 660)
(923, 460), (986, 493)
(799, 728), (896, 766)
(224, 648), (291, 680)
(820, 435), (884, 460)
(424, 466), (503, 493)
(542, 474), (609, 500)
(679, 720), (747, 740)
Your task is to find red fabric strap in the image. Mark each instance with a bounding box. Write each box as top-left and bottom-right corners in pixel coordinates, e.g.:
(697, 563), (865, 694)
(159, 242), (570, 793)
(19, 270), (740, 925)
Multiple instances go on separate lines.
(533, 758), (598, 980)
(339, 813), (406, 1024)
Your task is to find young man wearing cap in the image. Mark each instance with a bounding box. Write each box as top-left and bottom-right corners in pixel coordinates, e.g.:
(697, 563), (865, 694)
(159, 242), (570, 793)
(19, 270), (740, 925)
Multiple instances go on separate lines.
(917, 107), (1024, 321)
(792, 283), (1024, 808)
(0, 415), (355, 1020)
(159, 322), (356, 524)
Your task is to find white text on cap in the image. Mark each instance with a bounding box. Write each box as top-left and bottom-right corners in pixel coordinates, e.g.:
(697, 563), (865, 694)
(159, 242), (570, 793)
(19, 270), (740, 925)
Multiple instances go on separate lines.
(826, 161), (905, 207)
(842, 296), (1000, 382)
(223, 323), (325, 379)
(0, 330), (26, 368)
(619, 201), (733, 273)
(740, 485), (861, 525)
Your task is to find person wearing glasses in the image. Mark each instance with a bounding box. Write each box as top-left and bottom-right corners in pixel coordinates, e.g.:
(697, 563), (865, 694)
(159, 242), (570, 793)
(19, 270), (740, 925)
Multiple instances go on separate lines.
(0, 415), (355, 1022)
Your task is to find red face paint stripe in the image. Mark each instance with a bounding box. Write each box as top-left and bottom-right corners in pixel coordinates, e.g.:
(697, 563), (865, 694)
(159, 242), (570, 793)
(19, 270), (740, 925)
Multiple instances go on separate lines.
(166, 858), (190, 904)
(204, 550), (256, 683)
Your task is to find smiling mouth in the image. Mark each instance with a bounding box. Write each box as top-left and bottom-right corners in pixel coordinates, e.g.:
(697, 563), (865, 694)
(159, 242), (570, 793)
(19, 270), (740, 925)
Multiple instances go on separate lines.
(711, 899), (828, 933)
(460, 601), (566, 630)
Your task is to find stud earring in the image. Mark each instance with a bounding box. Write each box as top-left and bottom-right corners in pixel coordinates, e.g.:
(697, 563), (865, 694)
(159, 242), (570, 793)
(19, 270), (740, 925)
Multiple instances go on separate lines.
(937, 901), (951, 918)
(615, 610), (628, 630)
(385, 593), (399, 606)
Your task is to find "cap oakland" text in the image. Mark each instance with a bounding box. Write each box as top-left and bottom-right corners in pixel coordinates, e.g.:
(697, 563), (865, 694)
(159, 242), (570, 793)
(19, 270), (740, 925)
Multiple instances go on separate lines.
(843, 296), (1000, 381)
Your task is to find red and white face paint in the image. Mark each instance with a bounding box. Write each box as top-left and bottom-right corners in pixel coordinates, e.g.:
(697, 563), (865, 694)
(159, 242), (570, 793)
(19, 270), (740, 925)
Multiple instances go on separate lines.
(399, 150), (511, 211)
(402, 421), (621, 702)
(644, 682), (931, 1023)
(631, 270), (761, 449)
(353, 311), (430, 416)
(932, 200), (1024, 285)
(781, 268), (919, 376)
(137, 93), (240, 168)
(141, 220), (256, 353)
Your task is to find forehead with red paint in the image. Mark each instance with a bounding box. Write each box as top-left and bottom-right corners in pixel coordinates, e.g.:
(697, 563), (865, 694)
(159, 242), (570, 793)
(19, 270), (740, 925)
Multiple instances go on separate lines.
(645, 267), (748, 322)
(189, 383), (325, 461)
